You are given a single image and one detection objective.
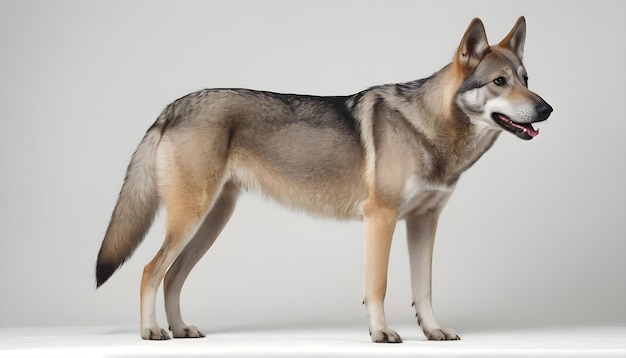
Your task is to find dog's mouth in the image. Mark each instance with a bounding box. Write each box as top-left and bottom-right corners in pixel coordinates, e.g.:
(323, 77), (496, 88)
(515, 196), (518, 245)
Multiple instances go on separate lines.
(492, 113), (539, 140)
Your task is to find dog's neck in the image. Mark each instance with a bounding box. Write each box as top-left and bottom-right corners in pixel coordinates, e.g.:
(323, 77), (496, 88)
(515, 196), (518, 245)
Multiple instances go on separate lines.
(404, 64), (502, 183)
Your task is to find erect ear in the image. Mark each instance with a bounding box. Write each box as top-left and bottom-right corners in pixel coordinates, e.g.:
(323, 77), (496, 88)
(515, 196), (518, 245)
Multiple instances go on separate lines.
(456, 18), (490, 72)
(498, 16), (526, 60)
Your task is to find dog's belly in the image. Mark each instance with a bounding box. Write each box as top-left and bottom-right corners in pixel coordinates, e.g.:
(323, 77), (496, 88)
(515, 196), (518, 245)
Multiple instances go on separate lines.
(228, 157), (366, 220)
(229, 159), (455, 221)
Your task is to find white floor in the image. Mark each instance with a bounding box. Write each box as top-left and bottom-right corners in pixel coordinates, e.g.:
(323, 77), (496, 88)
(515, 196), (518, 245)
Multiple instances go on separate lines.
(1, 325), (625, 357)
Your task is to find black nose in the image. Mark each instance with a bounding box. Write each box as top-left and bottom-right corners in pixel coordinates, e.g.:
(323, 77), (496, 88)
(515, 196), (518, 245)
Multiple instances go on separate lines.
(535, 101), (553, 122)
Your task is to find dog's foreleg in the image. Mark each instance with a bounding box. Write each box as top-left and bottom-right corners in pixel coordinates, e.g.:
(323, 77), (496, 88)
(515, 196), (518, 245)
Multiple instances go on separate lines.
(362, 202), (402, 343)
(406, 210), (460, 340)
(163, 182), (239, 338)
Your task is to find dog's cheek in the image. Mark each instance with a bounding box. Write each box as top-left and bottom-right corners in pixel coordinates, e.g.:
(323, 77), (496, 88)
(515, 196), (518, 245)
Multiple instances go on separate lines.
(457, 90), (486, 116)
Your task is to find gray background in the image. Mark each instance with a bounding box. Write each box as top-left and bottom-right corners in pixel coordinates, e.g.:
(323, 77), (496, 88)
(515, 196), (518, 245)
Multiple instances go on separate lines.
(1, 0), (624, 333)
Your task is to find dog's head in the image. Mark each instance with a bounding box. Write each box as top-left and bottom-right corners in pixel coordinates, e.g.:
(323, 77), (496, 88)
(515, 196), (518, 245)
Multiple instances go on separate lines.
(454, 17), (552, 140)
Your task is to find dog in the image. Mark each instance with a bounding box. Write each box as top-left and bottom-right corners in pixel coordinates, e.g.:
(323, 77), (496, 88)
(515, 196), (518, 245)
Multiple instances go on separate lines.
(96, 16), (552, 342)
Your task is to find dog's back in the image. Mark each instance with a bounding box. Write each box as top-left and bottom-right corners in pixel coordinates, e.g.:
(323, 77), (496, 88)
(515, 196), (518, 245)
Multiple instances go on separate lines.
(96, 17), (551, 342)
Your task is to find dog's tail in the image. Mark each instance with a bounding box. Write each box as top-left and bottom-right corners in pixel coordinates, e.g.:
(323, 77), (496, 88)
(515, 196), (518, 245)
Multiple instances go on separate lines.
(95, 114), (167, 288)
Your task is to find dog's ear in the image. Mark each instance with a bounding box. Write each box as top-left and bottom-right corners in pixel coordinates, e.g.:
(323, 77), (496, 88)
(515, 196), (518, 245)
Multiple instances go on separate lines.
(499, 16), (526, 60)
(456, 18), (490, 71)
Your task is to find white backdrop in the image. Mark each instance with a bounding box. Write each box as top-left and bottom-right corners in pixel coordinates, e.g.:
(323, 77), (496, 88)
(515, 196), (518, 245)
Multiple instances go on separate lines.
(0, 0), (624, 334)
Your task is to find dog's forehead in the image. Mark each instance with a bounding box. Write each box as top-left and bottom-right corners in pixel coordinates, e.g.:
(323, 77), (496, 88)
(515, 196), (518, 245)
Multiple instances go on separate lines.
(494, 46), (524, 67)
(473, 47), (524, 78)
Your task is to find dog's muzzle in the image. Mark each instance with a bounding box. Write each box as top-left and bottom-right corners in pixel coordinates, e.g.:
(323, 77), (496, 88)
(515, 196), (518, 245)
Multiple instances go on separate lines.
(493, 100), (553, 140)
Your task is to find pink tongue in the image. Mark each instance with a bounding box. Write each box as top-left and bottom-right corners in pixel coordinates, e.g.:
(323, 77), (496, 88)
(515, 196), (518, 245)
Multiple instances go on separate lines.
(498, 114), (539, 137)
(526, 125), (539, 137)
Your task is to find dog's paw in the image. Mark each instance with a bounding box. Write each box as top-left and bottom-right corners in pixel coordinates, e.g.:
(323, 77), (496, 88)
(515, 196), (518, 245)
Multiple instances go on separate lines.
(424, 327), (460, 341)
(141, 326), (171, 340)
(171, 325), (205, 338)
(370, 328), (403, 343)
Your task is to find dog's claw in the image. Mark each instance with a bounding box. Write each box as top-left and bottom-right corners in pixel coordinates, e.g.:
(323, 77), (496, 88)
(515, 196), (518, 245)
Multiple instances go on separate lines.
(171, 326), (205, 338)
(425, 327), (460, 341)
(370, 328), (403, 343)
(141, 327), (171, 340)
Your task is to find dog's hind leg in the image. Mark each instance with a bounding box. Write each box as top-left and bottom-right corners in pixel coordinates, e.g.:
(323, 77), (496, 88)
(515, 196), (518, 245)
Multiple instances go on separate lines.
(140, 188), (221, 340)
(140, 202), (209, 339)
(139, 137), (229, 340)
(362, 201), (402, 343)
(406, 210), (460, 341)
(163, 181), (239, 338)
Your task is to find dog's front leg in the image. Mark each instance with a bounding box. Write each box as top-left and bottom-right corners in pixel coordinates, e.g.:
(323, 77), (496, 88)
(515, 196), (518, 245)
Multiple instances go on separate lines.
(406, 210), (460, 341)
(362, 202), (402, 343)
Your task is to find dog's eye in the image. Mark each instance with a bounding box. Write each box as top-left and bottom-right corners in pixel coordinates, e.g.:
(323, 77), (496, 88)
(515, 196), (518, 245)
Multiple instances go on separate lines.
(493, 77), (506, 86)
(523, 75), (529, 86)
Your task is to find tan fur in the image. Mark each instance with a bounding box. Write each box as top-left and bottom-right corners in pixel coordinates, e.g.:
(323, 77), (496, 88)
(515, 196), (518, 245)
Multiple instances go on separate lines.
(96, 16), (552, 342)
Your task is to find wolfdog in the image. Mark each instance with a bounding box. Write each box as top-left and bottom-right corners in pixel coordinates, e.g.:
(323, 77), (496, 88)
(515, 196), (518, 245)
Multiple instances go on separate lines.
(96, 16), (552, 342)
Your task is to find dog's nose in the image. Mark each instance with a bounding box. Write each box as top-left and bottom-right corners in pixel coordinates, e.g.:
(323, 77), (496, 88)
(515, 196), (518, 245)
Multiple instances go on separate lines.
(535, 101), (553, 122)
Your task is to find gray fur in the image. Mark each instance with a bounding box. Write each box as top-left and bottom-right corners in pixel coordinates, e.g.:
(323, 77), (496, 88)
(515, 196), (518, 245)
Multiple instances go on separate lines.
(96, 126), (161, 286)
(95, 16), (552, 342)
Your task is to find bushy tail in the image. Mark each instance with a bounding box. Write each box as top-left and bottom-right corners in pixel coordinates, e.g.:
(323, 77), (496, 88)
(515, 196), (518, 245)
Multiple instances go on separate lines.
(95, 122), (164, 287)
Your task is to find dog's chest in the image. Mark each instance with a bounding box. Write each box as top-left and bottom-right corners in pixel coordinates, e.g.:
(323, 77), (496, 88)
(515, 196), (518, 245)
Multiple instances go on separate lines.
(398, 176), (455, 217)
